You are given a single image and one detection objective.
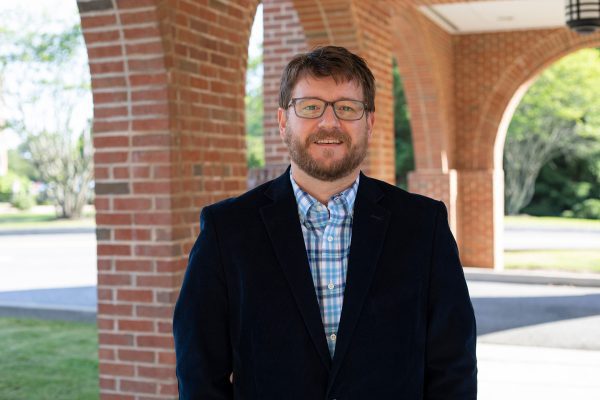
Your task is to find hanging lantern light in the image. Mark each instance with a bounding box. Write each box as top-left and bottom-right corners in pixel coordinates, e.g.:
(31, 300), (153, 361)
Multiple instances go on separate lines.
(565, 0), (600, 34)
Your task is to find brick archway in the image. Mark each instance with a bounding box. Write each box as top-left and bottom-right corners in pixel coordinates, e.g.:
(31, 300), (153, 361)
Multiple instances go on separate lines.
(481, 32), (600, 170)
(390, 2), (458, 231)
(78, 0), (260, 397)
(454, 28), (600, 269)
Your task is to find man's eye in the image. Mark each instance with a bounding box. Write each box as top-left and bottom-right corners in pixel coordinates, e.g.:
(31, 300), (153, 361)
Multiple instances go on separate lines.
(303, 104), (320, 111)
(338, 105), (354, 112)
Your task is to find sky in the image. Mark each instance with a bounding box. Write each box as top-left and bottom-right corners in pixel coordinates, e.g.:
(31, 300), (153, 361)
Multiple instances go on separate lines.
(0, 1), (264, 150)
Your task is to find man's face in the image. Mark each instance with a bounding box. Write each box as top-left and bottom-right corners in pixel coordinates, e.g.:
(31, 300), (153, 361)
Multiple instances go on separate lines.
(278, 75), (374, 182)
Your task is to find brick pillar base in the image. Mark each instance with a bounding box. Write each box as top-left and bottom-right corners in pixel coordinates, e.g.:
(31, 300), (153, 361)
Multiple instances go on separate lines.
(408, 169), (457, 235)
(457, 169), (504, 269)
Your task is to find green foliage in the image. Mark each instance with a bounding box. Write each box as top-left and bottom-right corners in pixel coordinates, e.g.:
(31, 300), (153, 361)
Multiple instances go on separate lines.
(7, 147), (38, 181)
(565, 199), (600, 220)
(0, 171), (33, 207)
(10, 190), (35, 210)
(393, 61), (414, 188)
(0, 172), (16, 202)
(505, 48), (600, 215)
(245, 52), (264, 167)
(1, 12), (93, 219)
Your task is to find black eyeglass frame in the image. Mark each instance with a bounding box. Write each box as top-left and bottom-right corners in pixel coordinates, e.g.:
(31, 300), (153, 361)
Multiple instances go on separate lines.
(286, 97), (370, 121)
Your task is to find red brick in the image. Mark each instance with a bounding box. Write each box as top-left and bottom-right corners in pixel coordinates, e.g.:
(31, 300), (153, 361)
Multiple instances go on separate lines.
(100, 377), (116, 390)
(133, 212), (173, 225)
(96, 213), (132, 225)
(81, 14), (117, 29)
(120, 379), (157, 394)
(119, 349), (156, 362)
(94, 151), (129, 164)
(115, 228), (153, 241)
(136, 334), (174, 349)
(132, 150), (170, 163)
(136, 305), (173, 319)
(93, 136), (129, 148)
(99, 332), (134, 346)
(118, 319), (155, 332)
(98, 303), (134, 317)
(117, 289), (153, 302)
(135, 244), (181, 257)
(115, 259), (154, 272)
(97, 244), (132, 256)
(99, 348), (116, 361)
(158, 351), (177, 364)
(99, 362), (135, 377)
(137, 365), (174, 380)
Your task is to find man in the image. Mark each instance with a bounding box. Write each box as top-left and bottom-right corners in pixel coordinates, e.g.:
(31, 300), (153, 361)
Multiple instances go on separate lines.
(173, 46), (477, 399)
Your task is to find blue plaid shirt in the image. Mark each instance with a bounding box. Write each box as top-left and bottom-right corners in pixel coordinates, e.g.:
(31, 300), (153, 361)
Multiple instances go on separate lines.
(290, 172), (359, 357)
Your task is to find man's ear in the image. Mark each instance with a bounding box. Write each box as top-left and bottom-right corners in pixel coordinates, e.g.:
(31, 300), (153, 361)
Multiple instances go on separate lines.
(277, 108), (287, 141)
(366, 111), (375, 142)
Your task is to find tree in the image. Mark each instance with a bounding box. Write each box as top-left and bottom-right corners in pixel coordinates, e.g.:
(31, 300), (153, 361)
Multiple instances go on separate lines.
(393, 61), (414, 189)
(0, 18), (93, 218)
(504, 48), (600, 215)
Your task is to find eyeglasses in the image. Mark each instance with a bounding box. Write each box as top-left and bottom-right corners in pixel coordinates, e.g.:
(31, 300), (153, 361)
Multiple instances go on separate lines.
(287, 97), (368, 121)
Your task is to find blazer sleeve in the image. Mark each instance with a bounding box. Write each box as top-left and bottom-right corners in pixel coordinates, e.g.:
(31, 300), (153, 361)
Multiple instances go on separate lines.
(173, 207), (233, 399)
(425, 201), (477, 400)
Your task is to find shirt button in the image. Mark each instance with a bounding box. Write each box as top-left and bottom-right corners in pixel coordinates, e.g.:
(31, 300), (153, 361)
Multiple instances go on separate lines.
(330, 333), (337, 341)
(328, 282), (335, 290)
(327, 236), (333, 242)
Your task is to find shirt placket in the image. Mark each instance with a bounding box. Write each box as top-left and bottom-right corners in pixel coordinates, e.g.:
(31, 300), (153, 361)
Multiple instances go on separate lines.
(323, 200), (345, 355)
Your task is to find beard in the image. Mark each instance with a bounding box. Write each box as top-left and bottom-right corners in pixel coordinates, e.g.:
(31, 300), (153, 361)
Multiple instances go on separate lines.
(284, 125), (368, 181)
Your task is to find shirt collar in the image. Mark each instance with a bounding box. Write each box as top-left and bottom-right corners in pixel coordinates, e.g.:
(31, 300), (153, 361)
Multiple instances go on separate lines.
(290, 170), (360, 221)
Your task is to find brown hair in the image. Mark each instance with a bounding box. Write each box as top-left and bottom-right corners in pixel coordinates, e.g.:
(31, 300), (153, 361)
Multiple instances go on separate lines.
(279, 46), (376, 113)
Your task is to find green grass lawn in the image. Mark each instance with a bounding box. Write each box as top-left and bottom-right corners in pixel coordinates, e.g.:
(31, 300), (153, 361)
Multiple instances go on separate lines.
(504, 250), (600, 273)
(0, 207), (95, 230)
(0, 318), (98, 400)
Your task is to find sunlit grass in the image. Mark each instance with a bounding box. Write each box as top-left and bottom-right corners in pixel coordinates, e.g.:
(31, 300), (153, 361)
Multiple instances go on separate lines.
(0, 205), (95, 230)
(505, 215), (600, 229)
(504, 250), (600, 273)
(0, 318), (98, 400)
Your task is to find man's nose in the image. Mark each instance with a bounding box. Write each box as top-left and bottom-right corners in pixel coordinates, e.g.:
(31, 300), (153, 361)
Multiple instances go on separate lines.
(318, 104), (341, 129)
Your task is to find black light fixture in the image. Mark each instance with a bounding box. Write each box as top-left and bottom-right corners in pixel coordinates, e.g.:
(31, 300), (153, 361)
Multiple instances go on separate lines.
(565, 0), (600, 34)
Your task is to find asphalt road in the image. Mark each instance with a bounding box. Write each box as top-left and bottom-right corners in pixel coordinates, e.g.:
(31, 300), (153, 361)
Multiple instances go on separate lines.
(504, 226), (600, 250)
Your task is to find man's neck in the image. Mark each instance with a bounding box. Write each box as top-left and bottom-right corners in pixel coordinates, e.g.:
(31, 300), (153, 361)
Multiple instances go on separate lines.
(290, 162), (360, 205)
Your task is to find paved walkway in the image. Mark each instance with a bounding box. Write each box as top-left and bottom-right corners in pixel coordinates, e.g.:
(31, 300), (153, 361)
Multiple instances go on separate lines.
(1, 228), (600, 398)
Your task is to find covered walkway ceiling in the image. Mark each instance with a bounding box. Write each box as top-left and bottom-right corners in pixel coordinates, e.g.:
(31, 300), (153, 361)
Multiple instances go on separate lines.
(420, 0), (565, 33)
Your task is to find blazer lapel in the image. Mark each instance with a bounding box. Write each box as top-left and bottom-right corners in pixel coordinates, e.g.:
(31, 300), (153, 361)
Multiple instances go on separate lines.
(328, 173), (391, 389)
(259, 169), (332, 371)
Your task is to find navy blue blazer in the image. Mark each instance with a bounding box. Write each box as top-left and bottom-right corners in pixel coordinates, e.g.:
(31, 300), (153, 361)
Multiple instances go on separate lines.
(173, 168), (477, 399)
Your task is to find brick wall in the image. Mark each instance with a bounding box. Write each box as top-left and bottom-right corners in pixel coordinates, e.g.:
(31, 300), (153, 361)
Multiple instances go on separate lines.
(79, 0), (259, 398)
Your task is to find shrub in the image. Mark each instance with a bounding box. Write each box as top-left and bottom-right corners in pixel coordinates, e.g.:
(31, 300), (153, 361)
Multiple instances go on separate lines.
(11, 191), (35, 211)
(563, 199), (600, 220)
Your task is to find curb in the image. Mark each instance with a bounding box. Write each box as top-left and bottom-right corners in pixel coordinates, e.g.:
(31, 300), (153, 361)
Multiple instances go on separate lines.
(0, 227), (95, 236)
(464, 267), (600, 288)
(0, 303), (96, 323)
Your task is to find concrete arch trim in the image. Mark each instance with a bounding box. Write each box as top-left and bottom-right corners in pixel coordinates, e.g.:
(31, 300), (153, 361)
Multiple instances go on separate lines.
(474, 29), (600, 170)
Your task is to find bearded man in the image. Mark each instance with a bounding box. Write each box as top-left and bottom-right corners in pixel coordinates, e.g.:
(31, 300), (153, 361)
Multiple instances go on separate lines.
(173, 46), (477, 399)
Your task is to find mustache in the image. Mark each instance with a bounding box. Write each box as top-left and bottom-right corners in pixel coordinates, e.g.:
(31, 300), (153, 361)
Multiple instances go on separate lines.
(306, 129), (352, 144)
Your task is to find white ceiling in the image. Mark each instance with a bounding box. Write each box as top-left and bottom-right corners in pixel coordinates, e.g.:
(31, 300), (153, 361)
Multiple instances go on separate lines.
(419, 0), (566, 34)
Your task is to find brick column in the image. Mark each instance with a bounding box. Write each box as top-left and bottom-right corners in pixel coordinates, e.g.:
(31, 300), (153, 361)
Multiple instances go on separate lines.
(457, 169), (504, 269)
(408, 169), (457, 234)
(79, 0), (259, 398)
(263, 0), (308, 169)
